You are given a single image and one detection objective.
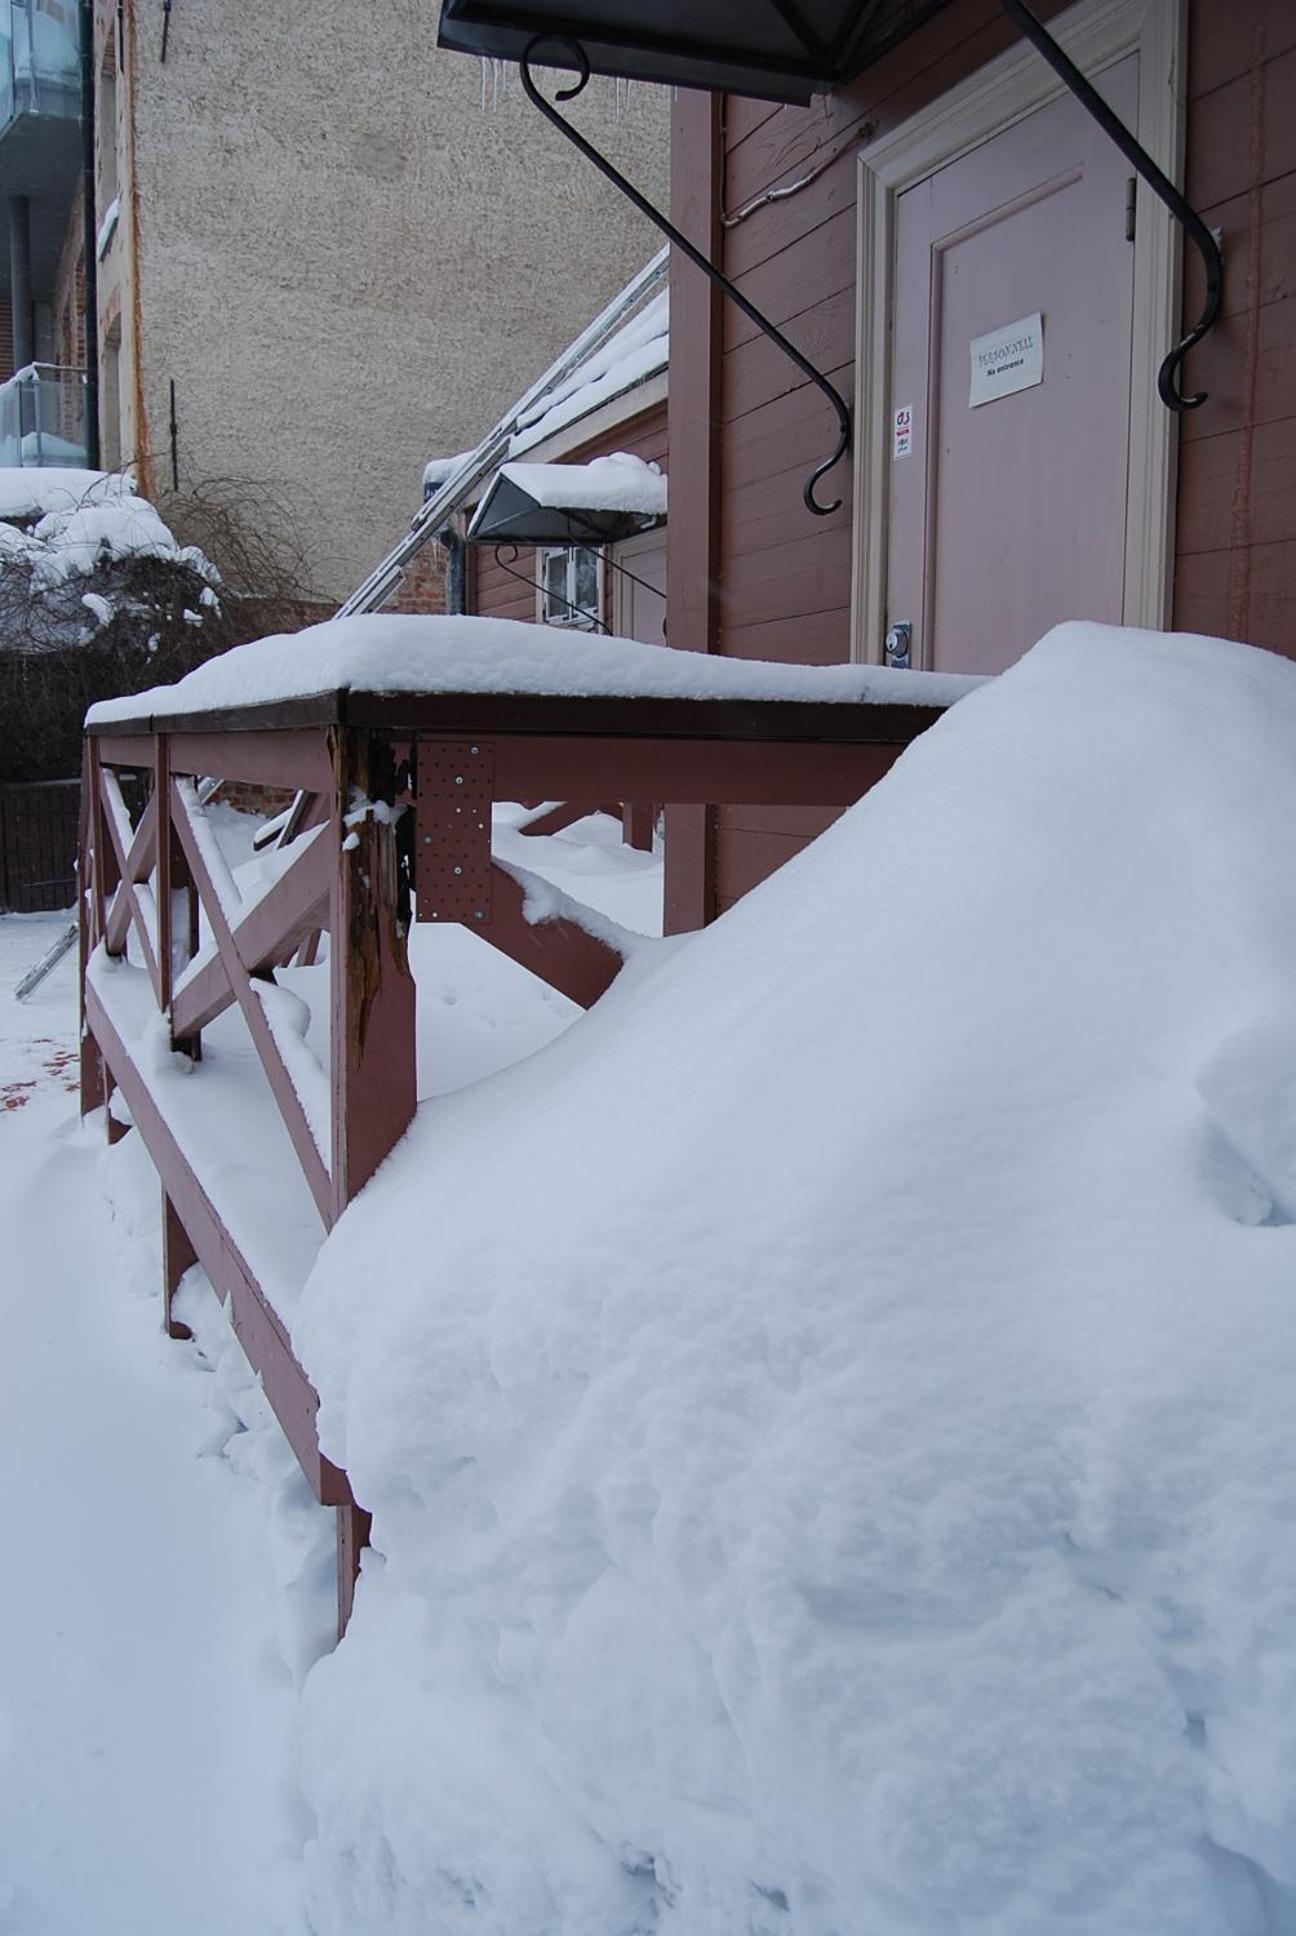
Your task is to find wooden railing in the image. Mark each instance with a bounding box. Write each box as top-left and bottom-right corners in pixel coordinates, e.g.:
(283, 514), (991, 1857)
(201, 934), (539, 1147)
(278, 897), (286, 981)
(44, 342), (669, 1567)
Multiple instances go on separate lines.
(79, 682), (948, 1635)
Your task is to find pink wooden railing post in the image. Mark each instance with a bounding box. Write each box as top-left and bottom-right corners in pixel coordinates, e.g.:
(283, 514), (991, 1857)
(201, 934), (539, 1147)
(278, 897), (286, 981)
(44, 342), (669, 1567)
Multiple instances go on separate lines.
(78, 738), (127, 1133)
(328, 729), (417, 1220)
(328, 728), (417, 1636)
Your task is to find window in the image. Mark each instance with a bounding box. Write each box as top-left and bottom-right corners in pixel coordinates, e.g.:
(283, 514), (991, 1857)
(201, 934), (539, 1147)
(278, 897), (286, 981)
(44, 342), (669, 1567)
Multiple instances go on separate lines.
(538, 545), (602, 629)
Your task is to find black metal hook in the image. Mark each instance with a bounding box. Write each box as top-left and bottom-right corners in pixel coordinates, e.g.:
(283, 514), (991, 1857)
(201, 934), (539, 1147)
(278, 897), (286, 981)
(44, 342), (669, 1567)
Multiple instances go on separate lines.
(492, 542), (610, 631)
(519, 35), (851, 514)
(999, 0), (1223, 412)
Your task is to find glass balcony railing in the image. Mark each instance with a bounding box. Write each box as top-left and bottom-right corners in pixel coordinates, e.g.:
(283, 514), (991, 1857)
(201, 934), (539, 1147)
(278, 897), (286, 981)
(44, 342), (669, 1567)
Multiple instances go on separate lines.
(0, 0), (80, 136)
(0, 363), (88, 468)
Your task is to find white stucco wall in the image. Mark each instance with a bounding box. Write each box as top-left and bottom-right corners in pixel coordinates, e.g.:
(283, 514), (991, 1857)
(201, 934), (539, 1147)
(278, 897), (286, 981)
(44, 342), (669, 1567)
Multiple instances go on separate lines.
(104, 0), (669, 601)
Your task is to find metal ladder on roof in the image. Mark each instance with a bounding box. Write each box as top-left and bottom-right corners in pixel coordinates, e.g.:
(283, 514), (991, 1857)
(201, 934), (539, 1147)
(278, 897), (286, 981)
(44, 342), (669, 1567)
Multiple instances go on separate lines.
(337, 248), (668, 619)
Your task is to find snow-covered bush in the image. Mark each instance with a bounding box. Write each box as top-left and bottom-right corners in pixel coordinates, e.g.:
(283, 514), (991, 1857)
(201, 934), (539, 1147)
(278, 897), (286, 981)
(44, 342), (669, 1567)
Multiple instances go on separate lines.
(0, 469), (320, 782)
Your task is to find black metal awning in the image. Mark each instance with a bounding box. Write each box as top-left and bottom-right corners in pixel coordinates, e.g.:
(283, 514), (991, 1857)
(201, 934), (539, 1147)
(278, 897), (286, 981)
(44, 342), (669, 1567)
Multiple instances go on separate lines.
(437, 0), (955, 104)
(467, 464), (666, 547)
(436, 0), (1225, 509)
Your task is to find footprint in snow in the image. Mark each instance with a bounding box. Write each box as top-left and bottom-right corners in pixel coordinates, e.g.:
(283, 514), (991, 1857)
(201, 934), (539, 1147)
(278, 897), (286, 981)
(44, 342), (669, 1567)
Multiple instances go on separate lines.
(1197, 1017), (1296, 1225)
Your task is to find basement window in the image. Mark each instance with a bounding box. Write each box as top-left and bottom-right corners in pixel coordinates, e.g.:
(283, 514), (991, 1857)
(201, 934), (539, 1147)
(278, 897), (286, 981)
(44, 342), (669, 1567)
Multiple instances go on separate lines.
(538, 545), (602, 629)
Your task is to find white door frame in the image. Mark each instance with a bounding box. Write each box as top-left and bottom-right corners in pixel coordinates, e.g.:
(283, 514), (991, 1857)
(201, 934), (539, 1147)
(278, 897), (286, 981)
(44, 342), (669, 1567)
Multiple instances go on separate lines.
(850, 0), (1186, 663)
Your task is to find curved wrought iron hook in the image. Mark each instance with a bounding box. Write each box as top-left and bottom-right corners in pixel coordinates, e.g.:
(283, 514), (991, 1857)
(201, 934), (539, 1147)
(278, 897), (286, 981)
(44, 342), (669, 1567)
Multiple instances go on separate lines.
(1156, 212), (1223, 411)
(492, 540), (610, 630)
(999, 0), (1223, 412)
(520, 36), (851, 514)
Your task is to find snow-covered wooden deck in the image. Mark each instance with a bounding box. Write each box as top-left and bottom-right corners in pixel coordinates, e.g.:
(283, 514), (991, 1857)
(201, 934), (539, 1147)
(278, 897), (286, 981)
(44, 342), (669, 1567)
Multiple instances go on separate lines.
(79, 630), (960, 1632)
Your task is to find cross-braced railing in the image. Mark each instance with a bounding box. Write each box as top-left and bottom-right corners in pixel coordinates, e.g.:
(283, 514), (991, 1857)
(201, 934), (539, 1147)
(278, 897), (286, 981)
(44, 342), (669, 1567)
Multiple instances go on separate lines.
(79, 683), (948, 1635)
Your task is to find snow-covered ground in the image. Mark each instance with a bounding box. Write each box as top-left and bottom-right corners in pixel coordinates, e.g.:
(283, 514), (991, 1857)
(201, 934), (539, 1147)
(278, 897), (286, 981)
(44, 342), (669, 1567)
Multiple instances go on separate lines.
(0, 913), (311, 1934)
(0, 807), (663, 1934)
(11, 621), (1296, 1933)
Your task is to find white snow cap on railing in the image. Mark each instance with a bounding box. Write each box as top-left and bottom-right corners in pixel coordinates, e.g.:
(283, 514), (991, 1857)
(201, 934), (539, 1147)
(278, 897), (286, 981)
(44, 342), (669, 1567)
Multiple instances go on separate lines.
(85, 612), (983, 724)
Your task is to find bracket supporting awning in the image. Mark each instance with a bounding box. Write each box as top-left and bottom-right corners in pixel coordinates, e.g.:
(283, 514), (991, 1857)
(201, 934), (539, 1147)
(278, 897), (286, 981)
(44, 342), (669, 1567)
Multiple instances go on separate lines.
(998, 0), (1222, 409)
(438, 0), (1224, 460)
(517, 39), (852, 517)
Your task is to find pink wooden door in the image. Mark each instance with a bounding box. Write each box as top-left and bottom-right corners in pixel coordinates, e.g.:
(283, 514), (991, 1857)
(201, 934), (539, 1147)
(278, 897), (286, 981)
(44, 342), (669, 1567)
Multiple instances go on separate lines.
(615, 532), (668, 643)
(887, 55), (1137, 675)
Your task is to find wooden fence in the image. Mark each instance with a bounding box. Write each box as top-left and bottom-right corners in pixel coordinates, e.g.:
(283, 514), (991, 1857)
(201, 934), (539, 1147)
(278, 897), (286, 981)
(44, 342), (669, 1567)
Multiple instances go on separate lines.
(0, 778), (80, 912)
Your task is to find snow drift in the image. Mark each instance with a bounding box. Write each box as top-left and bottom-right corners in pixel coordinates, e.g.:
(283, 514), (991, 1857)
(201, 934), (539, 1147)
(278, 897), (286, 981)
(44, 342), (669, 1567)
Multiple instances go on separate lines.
(294, 622), (1296, 1934)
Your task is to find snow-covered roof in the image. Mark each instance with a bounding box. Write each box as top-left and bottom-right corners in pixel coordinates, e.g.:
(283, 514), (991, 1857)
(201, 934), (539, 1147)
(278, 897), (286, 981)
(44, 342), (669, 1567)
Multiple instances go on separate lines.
(493, 453), (666, 518)
(293, 619), (1296, 1932)
(466, 452), (668, 542)
(84, 613), (978, 725)
(509, 287), (668, 457)
(416, 279), (668, 502)
(421, 451), (475, 498)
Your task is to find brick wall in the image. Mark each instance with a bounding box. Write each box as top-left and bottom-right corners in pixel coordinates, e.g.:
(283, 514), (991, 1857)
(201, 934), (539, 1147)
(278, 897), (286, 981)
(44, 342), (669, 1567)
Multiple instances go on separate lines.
(387, 537), (449, 615)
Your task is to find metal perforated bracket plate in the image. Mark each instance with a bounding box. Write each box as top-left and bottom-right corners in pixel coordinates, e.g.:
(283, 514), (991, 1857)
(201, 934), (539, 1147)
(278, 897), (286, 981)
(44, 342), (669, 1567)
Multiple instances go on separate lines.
(414, 740), (494, 925)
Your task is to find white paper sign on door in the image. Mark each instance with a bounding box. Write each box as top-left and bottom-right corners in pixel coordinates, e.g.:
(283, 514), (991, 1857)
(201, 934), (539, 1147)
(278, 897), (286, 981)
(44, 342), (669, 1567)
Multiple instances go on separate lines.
(893, 403), (914, 458)
(968, 312), (1043, 408)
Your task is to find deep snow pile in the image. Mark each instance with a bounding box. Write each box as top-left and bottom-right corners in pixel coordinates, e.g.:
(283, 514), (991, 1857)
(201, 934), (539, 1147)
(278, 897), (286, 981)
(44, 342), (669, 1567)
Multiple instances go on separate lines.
(293, 622), (1296, 1935)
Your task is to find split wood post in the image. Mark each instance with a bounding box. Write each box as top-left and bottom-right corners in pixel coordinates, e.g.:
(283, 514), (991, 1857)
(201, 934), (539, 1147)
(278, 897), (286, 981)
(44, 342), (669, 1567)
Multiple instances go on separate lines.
(162, 1189), (197, 1340)
(78, 737), (125, 1130)
(329, 726), (417, 1635)
(622, 801), (656, 852)
(156, 751), (201, 1066)
(663, 86), (723, 933)
(155, 738), (174, 1014)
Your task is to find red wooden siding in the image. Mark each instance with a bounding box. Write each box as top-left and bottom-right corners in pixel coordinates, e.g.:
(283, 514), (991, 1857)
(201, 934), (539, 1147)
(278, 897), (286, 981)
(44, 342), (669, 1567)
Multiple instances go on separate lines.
(667, 0), (1296, 918)
(1174, 7), (1296, 647)
(469, 403), (669, 626)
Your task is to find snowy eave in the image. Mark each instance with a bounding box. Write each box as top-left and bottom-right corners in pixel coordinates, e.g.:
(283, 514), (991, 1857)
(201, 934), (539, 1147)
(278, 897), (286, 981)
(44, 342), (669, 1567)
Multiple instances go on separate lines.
(86, 614), (983, 732)
(507, 289), (668, 458)
(489, 455), (666, 520)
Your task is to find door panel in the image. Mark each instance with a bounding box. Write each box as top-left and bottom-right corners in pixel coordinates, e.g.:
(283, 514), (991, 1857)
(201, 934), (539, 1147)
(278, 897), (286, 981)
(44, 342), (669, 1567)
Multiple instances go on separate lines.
(614, 532), (668, 644)
(887, 55), (1137, 675)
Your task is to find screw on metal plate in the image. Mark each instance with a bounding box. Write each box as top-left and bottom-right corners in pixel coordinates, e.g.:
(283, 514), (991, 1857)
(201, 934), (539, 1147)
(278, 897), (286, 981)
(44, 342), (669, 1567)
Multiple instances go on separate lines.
(415, 739), (495, 926)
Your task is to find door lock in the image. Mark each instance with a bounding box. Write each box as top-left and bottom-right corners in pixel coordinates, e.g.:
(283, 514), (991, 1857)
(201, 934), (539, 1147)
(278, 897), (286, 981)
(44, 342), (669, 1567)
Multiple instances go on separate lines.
(884, 621), (912, 669)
